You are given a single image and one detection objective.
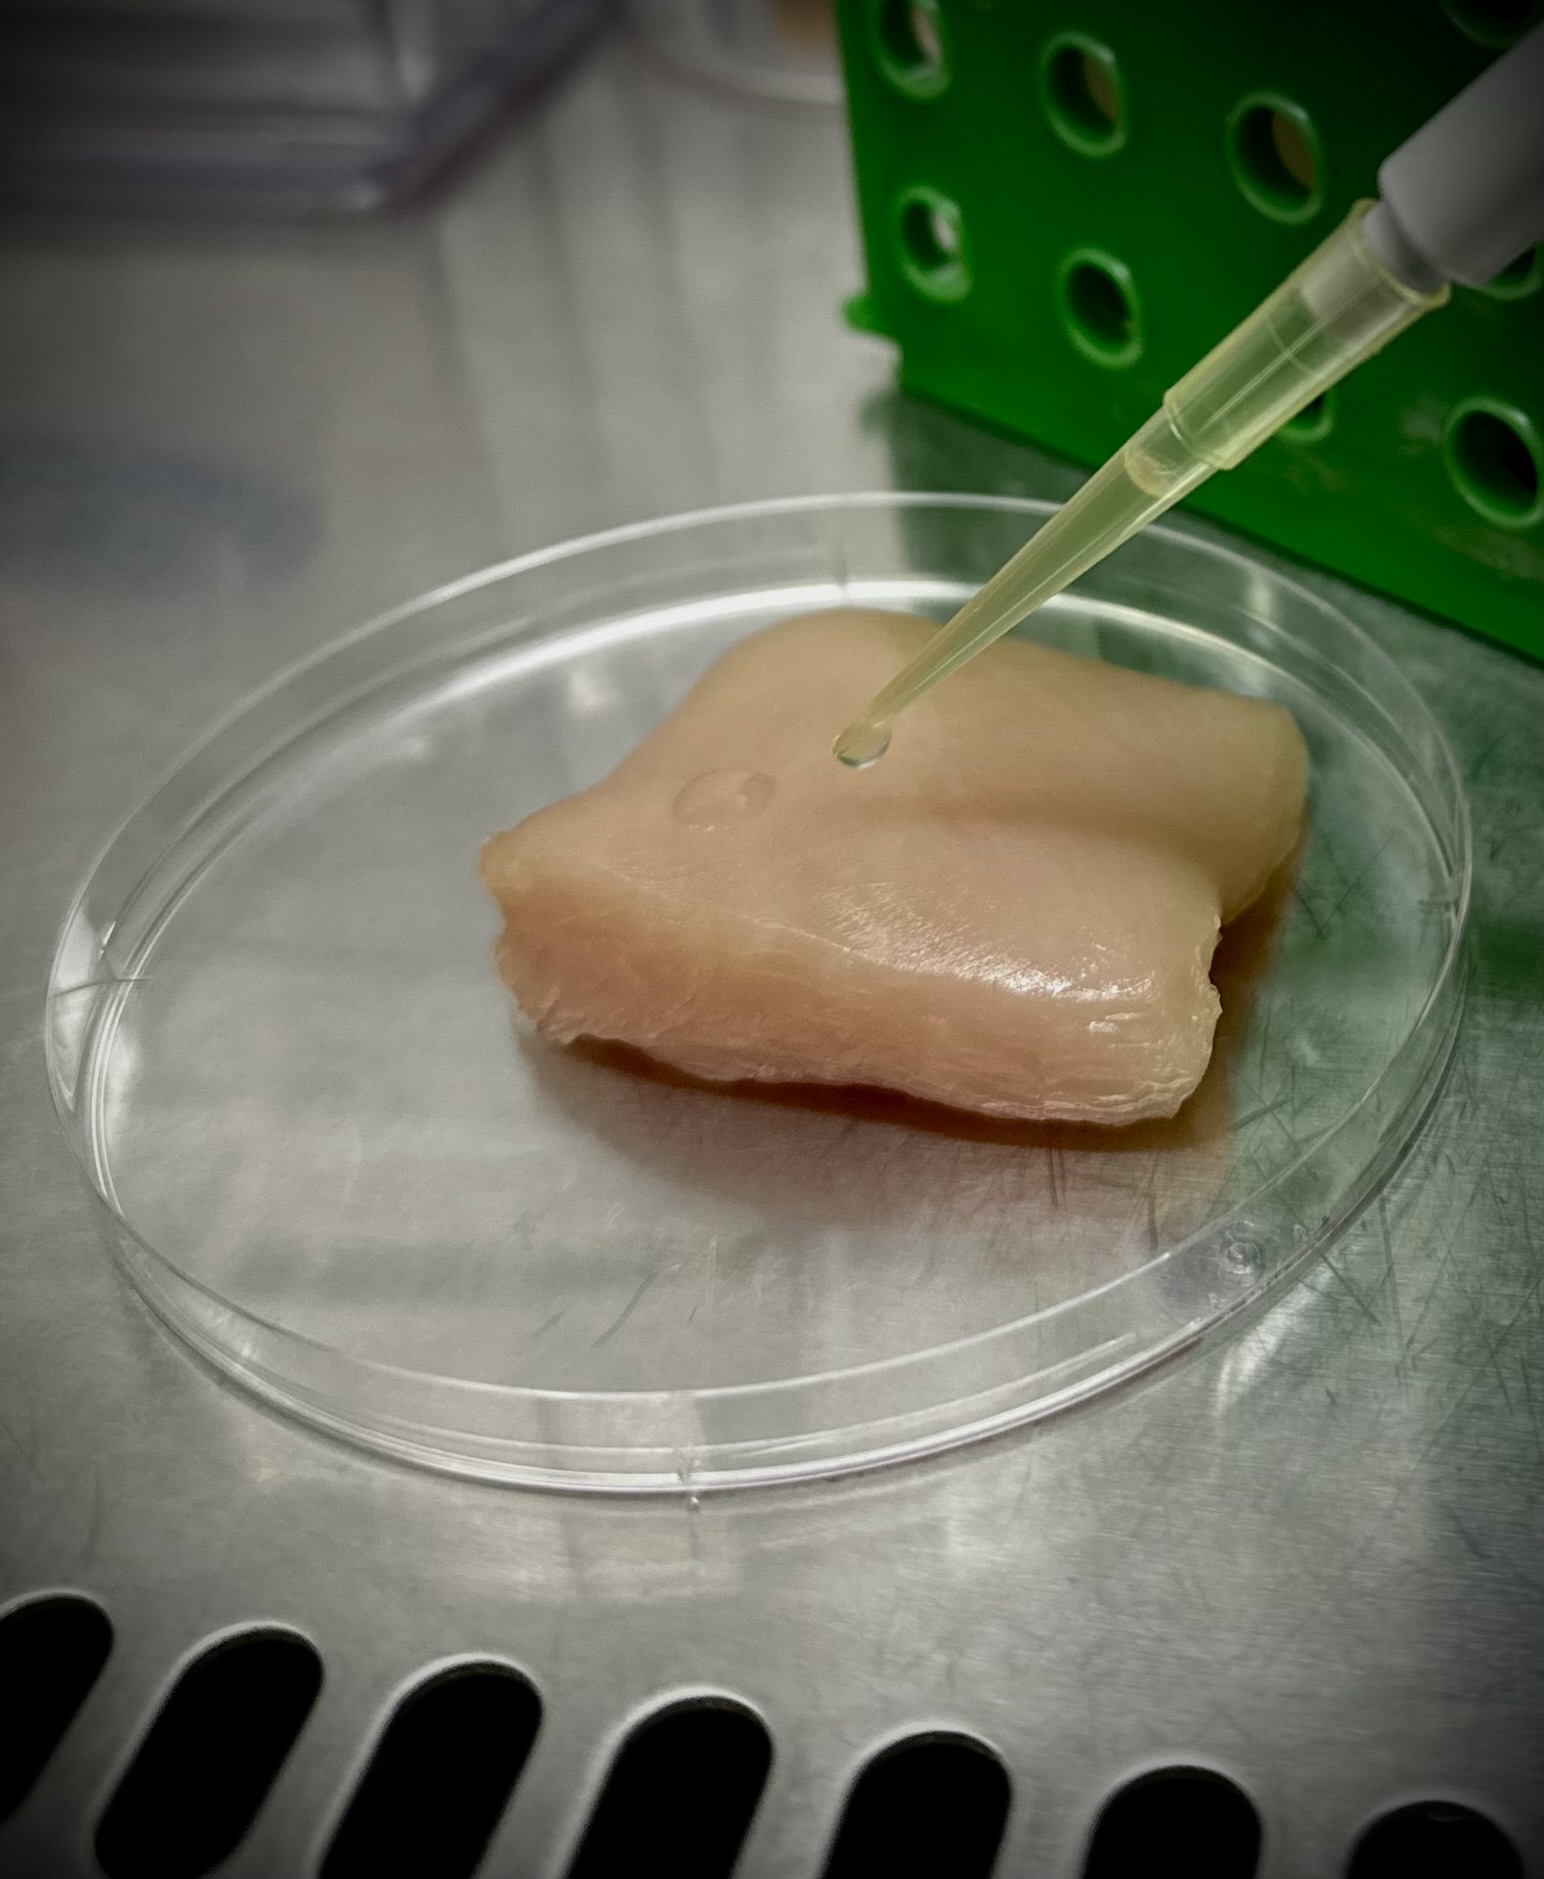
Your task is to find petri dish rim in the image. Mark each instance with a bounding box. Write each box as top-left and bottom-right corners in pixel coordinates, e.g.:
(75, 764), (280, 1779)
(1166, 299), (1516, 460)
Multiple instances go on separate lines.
(45, 493), (1471, 1493)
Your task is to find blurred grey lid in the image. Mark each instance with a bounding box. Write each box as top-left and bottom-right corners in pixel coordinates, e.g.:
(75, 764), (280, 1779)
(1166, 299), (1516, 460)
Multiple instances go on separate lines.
(0, 0), (612, 211)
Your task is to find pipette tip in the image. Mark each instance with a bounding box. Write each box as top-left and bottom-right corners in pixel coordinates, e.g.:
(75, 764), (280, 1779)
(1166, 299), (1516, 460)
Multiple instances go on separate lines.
(833, 717), (892, 769)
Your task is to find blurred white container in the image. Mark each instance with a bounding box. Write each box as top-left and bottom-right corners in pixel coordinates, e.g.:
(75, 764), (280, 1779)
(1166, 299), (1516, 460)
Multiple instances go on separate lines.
(629, 0), (840, 104)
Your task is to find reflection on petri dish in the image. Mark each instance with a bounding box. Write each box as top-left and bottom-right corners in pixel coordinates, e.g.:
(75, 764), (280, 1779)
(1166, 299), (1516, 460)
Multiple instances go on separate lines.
(46, 495), (1468, 1491)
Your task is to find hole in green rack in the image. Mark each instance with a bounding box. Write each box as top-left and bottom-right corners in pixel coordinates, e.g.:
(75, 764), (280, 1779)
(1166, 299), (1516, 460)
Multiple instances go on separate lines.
(1440, 0), (1540, 48)
(1057, 250), (1141, 367)
(895, 188), (970, 301)
(1039, 33), (1127, 156)
(1475, 244), (1542, 301)
(1444, 402), (1543, 528)
(1227, 95), (1323, 224)
(873, 0), (947, 97)
(1280, 390), (1336, 444)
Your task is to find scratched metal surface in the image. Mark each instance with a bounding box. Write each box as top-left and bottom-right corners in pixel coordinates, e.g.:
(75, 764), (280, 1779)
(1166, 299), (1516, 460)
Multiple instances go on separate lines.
(1, 27), (1542, 1879)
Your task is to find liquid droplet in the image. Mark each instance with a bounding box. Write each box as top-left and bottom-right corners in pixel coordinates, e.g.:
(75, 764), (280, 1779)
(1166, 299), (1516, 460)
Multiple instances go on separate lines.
(833, 717), (892, 769)
(672, 769), (776, 828)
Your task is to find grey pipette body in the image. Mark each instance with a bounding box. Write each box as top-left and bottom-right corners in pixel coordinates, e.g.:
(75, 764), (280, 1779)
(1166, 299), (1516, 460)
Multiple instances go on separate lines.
(1365, 21), (1544, 292)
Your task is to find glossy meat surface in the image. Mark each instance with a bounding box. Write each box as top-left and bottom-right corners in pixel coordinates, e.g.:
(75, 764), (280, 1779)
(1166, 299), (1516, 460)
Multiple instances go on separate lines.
(481, 609), (1307, 1122)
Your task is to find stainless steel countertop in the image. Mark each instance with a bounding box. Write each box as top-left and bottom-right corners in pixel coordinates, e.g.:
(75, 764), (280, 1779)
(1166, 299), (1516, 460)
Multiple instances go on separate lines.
(2, 29), (1542, 1879)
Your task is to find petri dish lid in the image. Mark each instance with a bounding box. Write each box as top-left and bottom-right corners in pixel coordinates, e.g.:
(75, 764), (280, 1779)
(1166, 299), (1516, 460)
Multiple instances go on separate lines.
(47, 495), (1469, 1491)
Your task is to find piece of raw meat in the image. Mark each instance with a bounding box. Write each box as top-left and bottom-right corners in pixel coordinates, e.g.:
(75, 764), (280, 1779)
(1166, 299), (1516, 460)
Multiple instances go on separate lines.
(480, 608), (1307, 1123)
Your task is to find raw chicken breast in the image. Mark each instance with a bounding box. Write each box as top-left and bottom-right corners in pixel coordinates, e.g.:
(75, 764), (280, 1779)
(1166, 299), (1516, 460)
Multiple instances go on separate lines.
(481, 608), (1307, 1124)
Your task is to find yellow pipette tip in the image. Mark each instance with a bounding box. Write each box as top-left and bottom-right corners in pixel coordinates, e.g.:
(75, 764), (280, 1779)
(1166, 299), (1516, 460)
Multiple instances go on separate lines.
(833, 716), (893, 769)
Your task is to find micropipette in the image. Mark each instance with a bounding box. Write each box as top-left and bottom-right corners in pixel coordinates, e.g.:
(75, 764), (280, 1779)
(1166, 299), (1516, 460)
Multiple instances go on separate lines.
(835, 22), (1544, 770)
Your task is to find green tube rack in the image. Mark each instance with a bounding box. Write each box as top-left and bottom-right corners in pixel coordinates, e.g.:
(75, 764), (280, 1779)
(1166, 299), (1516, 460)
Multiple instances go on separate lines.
(835, 0), (1544, 660)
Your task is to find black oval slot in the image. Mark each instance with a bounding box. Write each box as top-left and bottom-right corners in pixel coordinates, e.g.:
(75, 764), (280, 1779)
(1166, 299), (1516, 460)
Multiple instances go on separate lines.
(321, 1661), (542, 1879)
(1347, 1800), (1524, 1878)
(565, 1698), (772, 1879)
(0, 1594), (114, 1823)
(94, 1628), (322, 1879)
(1083, 1765), (1261, 1878)
(821, 1732), (1011, 1879)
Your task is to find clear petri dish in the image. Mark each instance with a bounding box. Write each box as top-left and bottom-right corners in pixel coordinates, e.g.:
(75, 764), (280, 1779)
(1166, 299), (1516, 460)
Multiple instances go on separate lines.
(47, 495), (1469, 1492)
